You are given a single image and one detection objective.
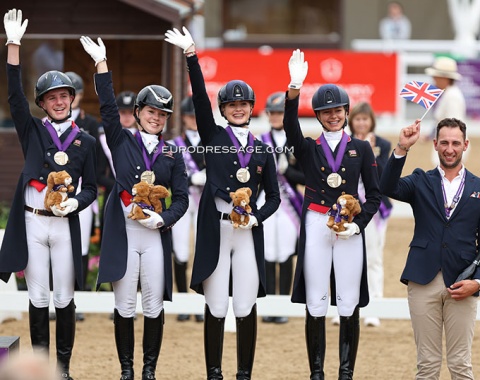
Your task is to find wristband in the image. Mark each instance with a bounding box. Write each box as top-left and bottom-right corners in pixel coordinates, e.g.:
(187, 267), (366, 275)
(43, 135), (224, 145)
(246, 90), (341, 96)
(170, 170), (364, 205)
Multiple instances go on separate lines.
(397, 142), (410, 152)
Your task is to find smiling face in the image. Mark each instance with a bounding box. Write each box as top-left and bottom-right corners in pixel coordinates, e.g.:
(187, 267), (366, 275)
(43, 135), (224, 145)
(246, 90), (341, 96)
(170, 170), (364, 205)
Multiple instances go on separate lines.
(434, 126), (468, 171)
(350, 112), (373, 139)
(222, 100), (253, 126)
(317, 106), (347, 132)
(39, 88), (74, 121)
(136, 105), (169, 134)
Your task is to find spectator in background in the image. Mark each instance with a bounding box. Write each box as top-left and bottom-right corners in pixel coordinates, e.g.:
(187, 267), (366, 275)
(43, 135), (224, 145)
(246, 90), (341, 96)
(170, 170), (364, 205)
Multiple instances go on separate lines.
(346, 102), (392, 328)
(259, 92), (304, 325)
(65, 72), (100, 321)
(0, 352), (61, 380)
(170, 96), (205, 323)
(425, 56), (466, 164)
(379, 1), (411, 40)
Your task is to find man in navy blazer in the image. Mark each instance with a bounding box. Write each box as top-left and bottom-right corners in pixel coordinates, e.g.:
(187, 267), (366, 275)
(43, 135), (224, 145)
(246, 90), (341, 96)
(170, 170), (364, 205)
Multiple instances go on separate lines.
(381, 117), (480, 379)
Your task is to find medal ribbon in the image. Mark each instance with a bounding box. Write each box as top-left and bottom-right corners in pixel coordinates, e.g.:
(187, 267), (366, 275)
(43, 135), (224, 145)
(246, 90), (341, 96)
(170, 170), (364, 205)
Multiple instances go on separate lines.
(441, 170), (466, 219)
(261, 132), (303, 218)
(318, 132), (349, 173)
(174, 136), (200, 175)
(135, 132), (165, 171)
(44, 120), (80, 152)
(225, 126), (254, 168)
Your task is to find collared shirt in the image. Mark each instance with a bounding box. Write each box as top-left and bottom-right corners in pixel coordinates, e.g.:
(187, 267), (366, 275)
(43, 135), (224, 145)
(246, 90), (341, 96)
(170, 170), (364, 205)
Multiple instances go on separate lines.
(322, 130), (343, 151)
(140, 130), (160, 154)
(437, 164), (465, 213)
(230, 126), (250, 147)
(186, 129), (201, 147)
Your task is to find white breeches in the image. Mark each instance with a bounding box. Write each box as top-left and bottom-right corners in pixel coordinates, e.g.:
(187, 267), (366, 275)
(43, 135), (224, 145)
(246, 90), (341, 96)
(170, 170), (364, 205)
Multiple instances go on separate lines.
(365, 215), (388, 299)
(303, 210), (363, 317)
(203, 220), (259, 319)
(263, 206), (298, 262)
(112, 213), (165, 319)
(171, 193), (198, 263)
(79, 204), (94, 256)
(24, 212), (75, 309)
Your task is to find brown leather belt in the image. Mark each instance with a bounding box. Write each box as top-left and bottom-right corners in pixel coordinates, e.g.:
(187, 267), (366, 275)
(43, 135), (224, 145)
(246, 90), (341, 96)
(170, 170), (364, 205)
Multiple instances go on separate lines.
(24, 205), (56, 217)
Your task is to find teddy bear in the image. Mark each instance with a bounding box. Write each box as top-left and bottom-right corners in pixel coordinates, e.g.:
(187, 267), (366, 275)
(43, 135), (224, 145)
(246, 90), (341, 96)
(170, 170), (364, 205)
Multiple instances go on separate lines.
(149, 184), (170, 214)
(44, 170), (75, 212)
(128, 181), (170, 220)
(326, 194), (361, 232)
(229, 187), (253, 228)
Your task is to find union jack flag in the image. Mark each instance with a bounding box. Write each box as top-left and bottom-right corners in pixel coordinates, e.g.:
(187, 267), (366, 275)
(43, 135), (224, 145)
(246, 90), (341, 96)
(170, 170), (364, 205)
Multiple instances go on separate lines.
(400, 81), (444, 109)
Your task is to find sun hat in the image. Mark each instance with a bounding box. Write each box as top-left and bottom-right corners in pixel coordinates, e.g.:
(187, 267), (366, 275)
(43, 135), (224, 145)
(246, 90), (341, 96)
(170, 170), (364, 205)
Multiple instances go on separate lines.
(425, 56), (462, 80)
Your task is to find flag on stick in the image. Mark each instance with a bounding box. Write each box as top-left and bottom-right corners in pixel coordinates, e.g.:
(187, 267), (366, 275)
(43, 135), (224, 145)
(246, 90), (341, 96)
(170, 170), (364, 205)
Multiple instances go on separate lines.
(400, 81), (444, 120)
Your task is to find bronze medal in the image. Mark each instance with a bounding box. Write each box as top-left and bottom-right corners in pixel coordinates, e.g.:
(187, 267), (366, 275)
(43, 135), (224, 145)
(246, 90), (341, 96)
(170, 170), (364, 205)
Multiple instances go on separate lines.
(141, 170), (156, 185)
(327, 173), (342, 188)
(54, 151), (69, 166)
(236, 168), (250, 183)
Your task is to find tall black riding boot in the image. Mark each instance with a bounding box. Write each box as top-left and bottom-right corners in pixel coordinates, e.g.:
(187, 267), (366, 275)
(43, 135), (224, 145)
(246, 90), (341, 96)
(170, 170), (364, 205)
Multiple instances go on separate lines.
(262, 261), (276, 323)
(142, 310), (164, 380)
(236, 304), (257, 380)
(306, 309), (326, 380)
(279, 256), (293, 296)
(174, 259), (191, 321)
(29, 300), (50, 355)
(204, 304), (225, 380)
(114, 309), (135, 380)
(276, 256), (294, 323)
(55, 300), (76, 380)
(338, 307), (360, 380)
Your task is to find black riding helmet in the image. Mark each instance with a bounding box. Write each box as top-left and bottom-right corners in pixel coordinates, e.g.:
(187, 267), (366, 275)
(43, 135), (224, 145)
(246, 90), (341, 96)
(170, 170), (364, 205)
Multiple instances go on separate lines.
(134, 85), (174, 131)
(65, 71), (84, 94)
(180, 96), (195, 115)
(311, 84), (350, 130)
(116, 91), (137, 110)
(217, 80), (255, 126)
(265, 91), (285, 113)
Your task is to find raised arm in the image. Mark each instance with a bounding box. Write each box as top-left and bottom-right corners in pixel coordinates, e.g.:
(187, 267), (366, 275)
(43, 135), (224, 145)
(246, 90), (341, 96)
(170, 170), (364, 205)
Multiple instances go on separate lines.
(164, 27), (217, 143)
(4, 9), (28, 65)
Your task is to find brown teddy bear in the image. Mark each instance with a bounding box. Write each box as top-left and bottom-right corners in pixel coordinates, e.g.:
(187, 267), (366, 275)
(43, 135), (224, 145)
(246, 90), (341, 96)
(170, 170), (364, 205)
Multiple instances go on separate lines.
(149, 184), (170, 214)
(128, 181), (170, 220)
(326, 194), (361, 232)
(229, 187), (253, 228)
(44, 170), (75, 212)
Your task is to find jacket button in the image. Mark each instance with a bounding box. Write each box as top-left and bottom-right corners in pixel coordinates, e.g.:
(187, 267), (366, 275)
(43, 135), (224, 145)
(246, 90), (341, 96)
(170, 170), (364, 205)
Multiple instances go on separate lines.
(39, 177), (44, 180)
(47, 152), (51, 156)
(44, 163), (49, 168)
(321, 190), (325, 194)
(226, 187), (230, 191)
(230, 175), (233, 178)
(137, 166), (141, 170)
(233, 161), (238, 165)
(320, 200), (325, 205)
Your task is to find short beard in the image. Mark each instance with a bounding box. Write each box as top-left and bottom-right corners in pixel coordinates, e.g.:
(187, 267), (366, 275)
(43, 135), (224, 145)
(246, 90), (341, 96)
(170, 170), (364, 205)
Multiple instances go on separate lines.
(439, 155), (462, 169)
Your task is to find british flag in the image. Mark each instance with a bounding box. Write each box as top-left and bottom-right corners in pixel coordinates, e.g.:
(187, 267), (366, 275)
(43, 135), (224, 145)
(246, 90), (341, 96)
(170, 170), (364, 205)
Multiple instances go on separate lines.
(400, 81), (444, 109)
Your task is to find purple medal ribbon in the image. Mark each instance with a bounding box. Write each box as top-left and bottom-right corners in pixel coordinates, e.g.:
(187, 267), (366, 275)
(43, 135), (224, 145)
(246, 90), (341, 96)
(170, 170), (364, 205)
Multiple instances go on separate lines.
(174, 136), (200, 175)
(318, 132), (349, 174)
(261, 132), (303, 218)
(233, 205), (252, 216)
(441, 170), (466, 219)
(135, 132), (165, 171)
(44, 120), (80, 153)
(225, 126), (254, 168)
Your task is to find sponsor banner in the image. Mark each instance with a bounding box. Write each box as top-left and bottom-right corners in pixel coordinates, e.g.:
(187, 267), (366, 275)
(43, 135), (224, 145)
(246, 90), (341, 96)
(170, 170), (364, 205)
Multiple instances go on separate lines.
(196, 49), (398, 116)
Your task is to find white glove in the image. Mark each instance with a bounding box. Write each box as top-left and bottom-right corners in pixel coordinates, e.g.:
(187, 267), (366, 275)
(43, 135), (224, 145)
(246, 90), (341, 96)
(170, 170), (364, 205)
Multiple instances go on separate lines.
(4, 9), (28, 46)
(277, 154), (288, 175)
(164, 27), (195, 53)
(288, 49), (308, 90)
(79, 36), (107, 66)
(137, 209), (164, 230)
(191, 170), (206, 186)
(239, 215), (258, 230)
(336, 222), (360, 240)
(51, 198), (79, 217)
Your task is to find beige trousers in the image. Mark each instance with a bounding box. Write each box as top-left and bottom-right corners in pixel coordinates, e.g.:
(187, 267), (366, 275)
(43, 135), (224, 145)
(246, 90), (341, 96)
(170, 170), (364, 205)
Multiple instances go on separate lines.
(408, 272), (477, 379)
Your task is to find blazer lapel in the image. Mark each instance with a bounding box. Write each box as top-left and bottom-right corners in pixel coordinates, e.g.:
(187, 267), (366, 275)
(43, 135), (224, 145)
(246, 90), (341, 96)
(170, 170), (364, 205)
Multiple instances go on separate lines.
(428, 169), (448, 220)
